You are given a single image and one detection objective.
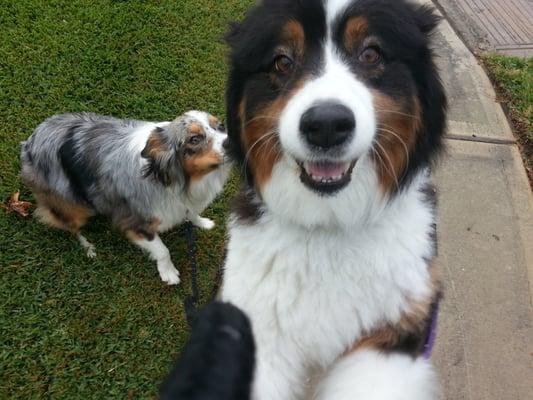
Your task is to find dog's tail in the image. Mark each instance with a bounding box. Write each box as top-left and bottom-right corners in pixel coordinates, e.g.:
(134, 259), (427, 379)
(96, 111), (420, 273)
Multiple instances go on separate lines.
(160, 302), (255, 400)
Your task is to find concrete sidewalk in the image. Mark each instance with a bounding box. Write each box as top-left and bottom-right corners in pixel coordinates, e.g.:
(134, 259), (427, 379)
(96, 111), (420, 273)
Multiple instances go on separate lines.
(423, 2), (533, 398)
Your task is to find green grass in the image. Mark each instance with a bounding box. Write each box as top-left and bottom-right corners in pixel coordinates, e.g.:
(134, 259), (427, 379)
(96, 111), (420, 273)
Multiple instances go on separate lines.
(483, 55), (532, 182)
(0, 1), (252, 398)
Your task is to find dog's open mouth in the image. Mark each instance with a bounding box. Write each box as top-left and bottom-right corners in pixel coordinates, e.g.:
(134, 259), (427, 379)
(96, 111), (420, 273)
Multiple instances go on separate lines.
(297, 160), (357, 194)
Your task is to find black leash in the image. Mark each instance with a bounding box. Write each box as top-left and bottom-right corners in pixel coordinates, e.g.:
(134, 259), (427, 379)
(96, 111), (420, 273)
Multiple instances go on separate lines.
(183, 221), (224, 327)
(184, 221), (199, 327)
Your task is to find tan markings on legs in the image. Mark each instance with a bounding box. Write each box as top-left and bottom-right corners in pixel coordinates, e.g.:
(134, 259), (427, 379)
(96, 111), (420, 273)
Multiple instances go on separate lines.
(33, 191), (93, 233)
(32, 190), (95, 257)
(123, 218), (162, 241)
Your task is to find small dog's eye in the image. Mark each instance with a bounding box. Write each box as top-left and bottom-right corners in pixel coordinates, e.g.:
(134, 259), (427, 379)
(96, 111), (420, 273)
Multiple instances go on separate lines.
(358, 46), (382, 65)
(217, 123), (226, 132)
(274, 55), (294, 74)
(188, 135), (203, 145)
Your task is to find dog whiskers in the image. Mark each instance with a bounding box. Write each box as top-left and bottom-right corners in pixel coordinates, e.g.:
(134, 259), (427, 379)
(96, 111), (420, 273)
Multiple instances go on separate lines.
(372, 139), (400, 191)
(244, 114), (278, 127)
(242, 131), (278, 182)
(375, 108), (420, 120)
(376, 126), (411, 169)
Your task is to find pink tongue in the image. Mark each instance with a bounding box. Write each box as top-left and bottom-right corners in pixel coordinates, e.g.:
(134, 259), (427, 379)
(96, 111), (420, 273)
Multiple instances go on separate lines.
(307, 162), (347, 177)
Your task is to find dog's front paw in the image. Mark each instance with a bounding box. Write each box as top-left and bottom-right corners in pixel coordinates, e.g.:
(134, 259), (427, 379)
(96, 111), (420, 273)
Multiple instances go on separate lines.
(193, 216), (215, 230)
(157, 259), (181, 285)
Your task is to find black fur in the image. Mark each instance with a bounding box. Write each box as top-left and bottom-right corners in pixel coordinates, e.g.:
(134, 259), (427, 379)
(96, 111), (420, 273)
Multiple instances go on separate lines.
(231, 188), (264, 224)
(58, 125), (96, 206)
(160, 302), (255, 400)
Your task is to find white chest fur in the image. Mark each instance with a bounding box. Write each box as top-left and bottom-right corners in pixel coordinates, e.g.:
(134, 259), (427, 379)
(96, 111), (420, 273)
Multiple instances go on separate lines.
(221, 179), (435, 398)
(152, 168), (230, 232)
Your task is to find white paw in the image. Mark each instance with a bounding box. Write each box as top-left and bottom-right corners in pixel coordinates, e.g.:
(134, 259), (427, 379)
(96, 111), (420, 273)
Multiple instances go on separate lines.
(194, 217), (215, 230)
(86, 246), (97, 259)
(77, 234), (96, 259)
(157, 258), (181, 285)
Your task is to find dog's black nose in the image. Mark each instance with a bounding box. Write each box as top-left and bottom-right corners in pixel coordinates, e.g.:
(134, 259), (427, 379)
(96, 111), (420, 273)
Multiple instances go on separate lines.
(300, 102), (355, 148)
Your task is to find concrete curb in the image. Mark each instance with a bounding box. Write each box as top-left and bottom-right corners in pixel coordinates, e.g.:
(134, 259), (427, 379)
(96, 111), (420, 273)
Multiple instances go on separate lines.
(416, 1), (533, 399)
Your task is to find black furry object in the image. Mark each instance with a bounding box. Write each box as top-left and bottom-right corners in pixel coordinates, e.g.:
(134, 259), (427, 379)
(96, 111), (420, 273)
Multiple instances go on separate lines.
(160, 302), (255, 400)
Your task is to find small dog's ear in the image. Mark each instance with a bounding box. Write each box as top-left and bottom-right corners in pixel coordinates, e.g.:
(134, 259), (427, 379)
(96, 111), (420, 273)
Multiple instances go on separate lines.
(141, 127), (185, 188)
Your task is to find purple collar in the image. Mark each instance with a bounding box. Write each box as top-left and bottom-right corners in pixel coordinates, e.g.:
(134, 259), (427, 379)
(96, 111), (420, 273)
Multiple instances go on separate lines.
(422, 299), (440, 359)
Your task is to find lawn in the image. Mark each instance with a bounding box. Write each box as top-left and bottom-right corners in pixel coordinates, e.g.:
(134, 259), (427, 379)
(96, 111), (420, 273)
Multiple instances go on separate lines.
(482, 54), (532, 185)
(0, 0), (252, 398)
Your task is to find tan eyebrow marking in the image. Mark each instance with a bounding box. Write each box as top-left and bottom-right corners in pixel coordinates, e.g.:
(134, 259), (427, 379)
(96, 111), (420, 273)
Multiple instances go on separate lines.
(344, 16), (368, 53)
(188, 122), (204, 135)
(281, 20), (305, 57)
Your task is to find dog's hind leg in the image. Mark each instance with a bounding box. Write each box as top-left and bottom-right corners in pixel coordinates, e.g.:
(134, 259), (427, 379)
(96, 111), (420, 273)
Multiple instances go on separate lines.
(126, 229), (180, 285)
(33, 191), (96, 257)
(76, 233), (96, 258)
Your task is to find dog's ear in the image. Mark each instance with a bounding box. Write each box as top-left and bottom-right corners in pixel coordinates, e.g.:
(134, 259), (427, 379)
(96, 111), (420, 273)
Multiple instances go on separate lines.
(141, 127), (185, 188)
(414, 4), (442, 34)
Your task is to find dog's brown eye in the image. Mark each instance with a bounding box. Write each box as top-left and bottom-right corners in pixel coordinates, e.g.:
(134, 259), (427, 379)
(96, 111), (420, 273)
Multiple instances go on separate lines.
(188, 135), (203, 145)
(217, 123), (225, 132)
(274, 55), (294, 74)
(359, 46), (382, 65)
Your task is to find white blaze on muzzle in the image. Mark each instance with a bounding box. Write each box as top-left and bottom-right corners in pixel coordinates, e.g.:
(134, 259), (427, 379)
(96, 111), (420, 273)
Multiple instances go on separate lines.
(278, 40), (376, 165)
